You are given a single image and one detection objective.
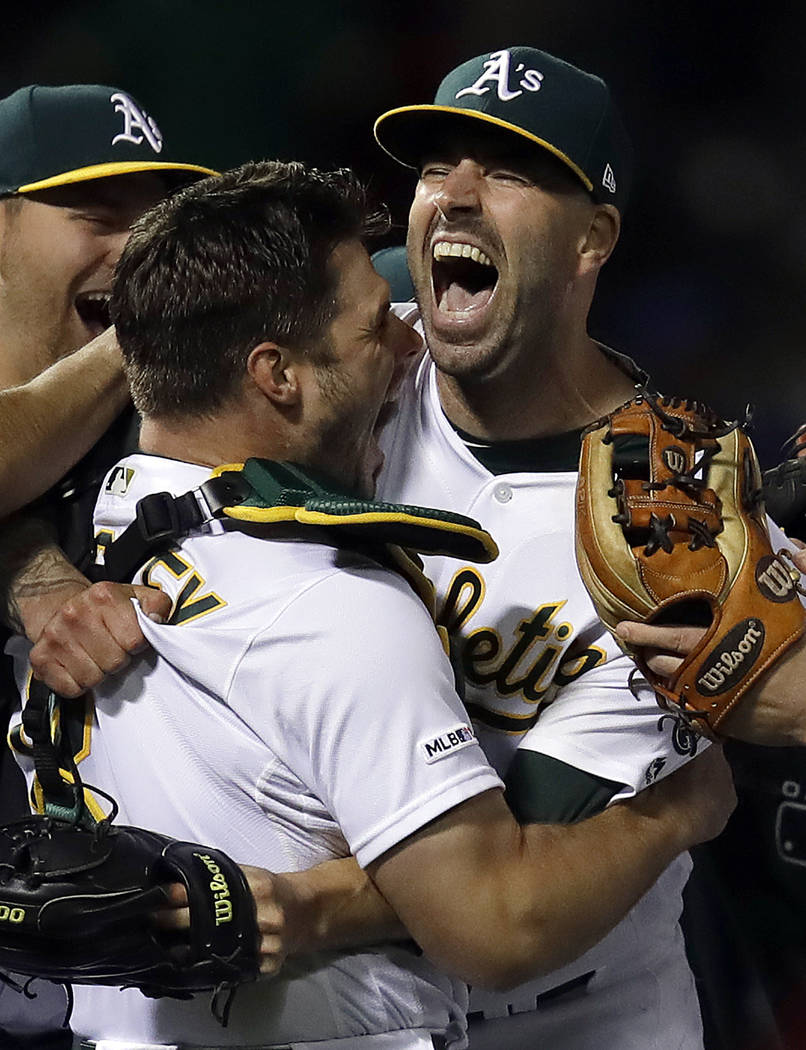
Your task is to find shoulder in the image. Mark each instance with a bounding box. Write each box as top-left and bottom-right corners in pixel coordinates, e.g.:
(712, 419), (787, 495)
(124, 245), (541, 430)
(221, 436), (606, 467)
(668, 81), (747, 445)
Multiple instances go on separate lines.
(275, 554), (443, 649)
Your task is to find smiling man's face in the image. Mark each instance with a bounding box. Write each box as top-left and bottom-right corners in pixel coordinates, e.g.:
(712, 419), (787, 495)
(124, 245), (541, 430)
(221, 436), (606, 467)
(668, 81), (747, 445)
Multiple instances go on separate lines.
(0, 172), (167, 385)
(406, 125), (595, 384)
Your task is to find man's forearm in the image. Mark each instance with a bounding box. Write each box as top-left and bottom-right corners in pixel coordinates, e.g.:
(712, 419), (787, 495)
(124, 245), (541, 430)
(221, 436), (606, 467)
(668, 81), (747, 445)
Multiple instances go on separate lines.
(499, 789), (694, 984)
(368, 746), (734, 990)
(0, 518), (88, 637)
(1, 536), (170, 697)
(0, 328), (128, 517)
(722, 633), (806, 744)
(266, 811), (684, 977)
(237, 745), (733, 986)
(262, 858), (406, 957)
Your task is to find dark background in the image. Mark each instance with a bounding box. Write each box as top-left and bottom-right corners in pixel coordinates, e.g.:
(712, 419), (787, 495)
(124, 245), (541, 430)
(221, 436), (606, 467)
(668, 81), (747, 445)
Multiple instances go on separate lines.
(3, 0), (803, 465)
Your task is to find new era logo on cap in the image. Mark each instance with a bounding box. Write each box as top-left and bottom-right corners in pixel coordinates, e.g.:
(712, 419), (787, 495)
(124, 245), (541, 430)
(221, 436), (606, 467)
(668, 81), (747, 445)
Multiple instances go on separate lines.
(0, 84), (217, 197)
(374, 46), (633, 213)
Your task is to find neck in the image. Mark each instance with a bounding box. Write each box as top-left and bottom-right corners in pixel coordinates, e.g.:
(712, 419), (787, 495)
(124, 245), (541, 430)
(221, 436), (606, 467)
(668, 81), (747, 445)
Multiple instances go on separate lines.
(436, 331), (637, 441)
(139, 410), (290, 470)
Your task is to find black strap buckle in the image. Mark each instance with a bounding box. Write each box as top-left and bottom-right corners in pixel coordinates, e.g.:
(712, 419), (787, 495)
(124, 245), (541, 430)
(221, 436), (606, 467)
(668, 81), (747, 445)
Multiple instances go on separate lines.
(135, 491), (183, 544)
(94, 490), (203, 584)
(198, 474), (253, 518)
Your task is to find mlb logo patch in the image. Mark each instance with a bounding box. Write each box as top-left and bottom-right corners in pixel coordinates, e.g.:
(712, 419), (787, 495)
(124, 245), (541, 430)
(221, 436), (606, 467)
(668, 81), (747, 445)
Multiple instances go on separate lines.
(105, 465), (135, 496)
(420, 723), (478, 764)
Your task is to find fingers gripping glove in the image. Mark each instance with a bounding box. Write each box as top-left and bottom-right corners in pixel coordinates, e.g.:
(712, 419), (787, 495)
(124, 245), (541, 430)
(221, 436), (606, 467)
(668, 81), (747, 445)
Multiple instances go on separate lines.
(576, 392), (806, 738)
(0, 816), (259, 1024)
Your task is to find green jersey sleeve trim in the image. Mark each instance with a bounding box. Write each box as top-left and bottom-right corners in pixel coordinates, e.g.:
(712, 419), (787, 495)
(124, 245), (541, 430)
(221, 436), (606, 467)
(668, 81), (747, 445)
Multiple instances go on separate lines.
(505, 750), (622, 824)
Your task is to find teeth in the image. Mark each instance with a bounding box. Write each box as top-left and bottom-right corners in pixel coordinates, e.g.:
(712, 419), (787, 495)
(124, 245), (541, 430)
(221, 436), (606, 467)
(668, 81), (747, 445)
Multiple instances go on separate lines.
(433, 241), (492, 267)
(77, 291), (111, 304)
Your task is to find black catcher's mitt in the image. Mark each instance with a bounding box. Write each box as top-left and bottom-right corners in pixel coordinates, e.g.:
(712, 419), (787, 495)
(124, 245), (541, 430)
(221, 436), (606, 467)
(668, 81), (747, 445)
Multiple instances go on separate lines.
(0, 814), (259, 1024)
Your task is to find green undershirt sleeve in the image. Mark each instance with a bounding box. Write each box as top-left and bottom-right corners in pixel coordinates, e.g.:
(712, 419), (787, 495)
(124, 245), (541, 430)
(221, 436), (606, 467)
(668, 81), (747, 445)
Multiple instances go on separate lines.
(505, 750), (624, 824)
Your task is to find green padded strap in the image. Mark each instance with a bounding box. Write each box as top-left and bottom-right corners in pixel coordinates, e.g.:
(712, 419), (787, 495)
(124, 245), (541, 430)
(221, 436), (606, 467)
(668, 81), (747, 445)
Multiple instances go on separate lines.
(215, 458), (498, 565)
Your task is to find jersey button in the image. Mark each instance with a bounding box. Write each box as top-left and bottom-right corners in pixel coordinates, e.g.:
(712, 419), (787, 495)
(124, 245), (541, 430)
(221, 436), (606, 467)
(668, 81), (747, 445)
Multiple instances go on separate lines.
(493, 482), (513, 504)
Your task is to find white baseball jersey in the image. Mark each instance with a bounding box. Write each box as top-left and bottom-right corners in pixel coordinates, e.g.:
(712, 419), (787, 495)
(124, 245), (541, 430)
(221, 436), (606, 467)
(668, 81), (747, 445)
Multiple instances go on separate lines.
(376, 320), (705, 1050)
(9, 453), (503, 1049)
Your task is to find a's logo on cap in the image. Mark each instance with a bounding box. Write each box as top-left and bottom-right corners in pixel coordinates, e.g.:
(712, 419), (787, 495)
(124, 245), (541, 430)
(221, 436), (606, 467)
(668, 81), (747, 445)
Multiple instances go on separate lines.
(602, 163), (617, 194)
(110, 91), (163, 154)
(455, 49), (543, 103)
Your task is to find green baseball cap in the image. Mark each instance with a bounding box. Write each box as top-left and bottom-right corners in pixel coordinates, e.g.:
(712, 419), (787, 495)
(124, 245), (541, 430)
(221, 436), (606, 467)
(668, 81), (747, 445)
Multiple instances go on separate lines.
(374, 47), (633, 213)
(0, 84), (218, 197)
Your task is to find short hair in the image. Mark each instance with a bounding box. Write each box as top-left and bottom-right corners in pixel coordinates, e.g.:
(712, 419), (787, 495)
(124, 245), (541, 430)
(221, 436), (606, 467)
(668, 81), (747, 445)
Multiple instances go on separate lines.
(112, 160), (388, 419)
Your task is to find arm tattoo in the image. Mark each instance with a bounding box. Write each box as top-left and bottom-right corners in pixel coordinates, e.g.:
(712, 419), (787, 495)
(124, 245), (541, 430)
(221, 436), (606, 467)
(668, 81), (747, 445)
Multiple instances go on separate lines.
(0, 514), (71, 633)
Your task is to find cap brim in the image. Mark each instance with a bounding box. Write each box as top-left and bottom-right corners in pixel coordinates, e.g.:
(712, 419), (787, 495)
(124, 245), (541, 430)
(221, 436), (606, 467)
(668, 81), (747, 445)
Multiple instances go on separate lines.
(373, 104), (593, 195)
(17, 160), (219, 194)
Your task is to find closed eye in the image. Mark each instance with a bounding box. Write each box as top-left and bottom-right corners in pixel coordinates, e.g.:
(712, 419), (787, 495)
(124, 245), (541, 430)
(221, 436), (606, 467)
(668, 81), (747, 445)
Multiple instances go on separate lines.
(488, 170), (531, 187)
(420, 164), (451, 181)
(72, 208), (121, 230)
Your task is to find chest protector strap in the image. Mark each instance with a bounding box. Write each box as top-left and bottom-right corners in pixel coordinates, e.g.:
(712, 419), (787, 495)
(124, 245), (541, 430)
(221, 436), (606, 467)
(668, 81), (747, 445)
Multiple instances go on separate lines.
(32, 460), (496, 822)
(93, 458), (498, 584)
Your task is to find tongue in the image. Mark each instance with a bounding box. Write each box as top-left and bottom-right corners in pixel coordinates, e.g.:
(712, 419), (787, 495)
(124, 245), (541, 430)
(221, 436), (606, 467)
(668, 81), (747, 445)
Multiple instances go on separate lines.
(439, 282), (493, 313)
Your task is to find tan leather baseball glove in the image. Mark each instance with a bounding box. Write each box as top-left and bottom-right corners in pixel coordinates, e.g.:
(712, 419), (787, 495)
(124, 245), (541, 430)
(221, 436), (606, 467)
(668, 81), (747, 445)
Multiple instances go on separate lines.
(576, 392), (806, 738)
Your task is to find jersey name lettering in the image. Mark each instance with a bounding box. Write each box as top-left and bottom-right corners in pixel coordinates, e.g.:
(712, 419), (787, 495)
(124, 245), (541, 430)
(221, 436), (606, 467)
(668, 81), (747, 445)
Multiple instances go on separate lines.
(143, 550), (226, 624)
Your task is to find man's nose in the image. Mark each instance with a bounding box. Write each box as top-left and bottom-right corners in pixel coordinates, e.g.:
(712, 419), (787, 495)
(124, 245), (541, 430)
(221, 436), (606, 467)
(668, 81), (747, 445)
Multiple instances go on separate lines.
(434, 161), (483, 216)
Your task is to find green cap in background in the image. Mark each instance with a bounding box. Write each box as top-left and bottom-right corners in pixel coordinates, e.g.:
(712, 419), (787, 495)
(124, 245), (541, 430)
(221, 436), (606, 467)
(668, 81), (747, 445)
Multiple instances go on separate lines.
(0, 84), (217, 196)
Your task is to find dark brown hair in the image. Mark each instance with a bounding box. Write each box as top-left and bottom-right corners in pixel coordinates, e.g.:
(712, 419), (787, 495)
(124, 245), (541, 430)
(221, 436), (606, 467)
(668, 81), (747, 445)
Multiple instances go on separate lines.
(112, 160), (388, 418)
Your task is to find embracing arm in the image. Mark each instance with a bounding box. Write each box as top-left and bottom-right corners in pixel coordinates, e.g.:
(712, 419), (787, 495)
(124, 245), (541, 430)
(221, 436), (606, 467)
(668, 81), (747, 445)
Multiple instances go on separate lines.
(367, 747), (733, 989)
(0, 328), (129, 518)
(0, 525), (171, 695)
(164, 745), (732, 983)
(238, 857), (408, 972)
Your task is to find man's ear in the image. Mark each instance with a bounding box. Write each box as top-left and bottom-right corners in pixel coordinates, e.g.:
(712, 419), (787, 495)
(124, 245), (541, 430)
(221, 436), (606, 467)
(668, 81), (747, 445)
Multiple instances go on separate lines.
(247, 342), (301, 406)
(578, 204), (621, 276)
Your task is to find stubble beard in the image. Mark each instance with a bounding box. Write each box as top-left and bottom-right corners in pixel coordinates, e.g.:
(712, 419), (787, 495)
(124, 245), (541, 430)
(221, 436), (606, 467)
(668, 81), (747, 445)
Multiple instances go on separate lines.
(415, 274), (561, 390)
(309, 361), (369, 495)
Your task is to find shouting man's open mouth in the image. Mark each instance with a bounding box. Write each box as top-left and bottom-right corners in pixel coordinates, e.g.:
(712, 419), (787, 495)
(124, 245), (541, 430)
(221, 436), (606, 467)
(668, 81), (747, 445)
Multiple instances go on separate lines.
(432, 240), (498, 319)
